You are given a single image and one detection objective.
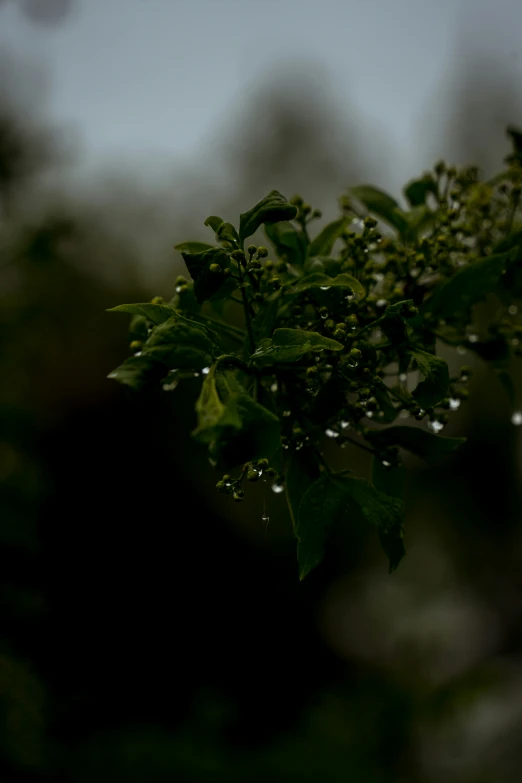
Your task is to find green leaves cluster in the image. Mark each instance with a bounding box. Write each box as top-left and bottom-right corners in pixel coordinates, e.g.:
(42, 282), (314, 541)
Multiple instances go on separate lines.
(106, 128), (522, 580)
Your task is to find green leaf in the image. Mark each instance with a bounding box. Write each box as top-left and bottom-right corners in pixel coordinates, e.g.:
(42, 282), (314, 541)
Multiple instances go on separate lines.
(410, 349), (449, 408)
(296, 474), (347, 580)
(107, 354), (166, 391)
(192, 364), (242, 443)
(107, 313), (218, 391)
(210, 394), (281, 470)
(365, 425), (466, 463)
(107, 303), (176, 325)
(372, 457), (405, 499)
(251, 293), (280, 343)
(180, 246), (238, 303)
(216, 222), (240, 245)
(288, 272), (365, 299)
(239, 190), (298, 244)
(403, 174), (438, 208)
(422, 248), (519, 319)
(204, 216), (225, 233)
(308, 217), (348, 257)
(339, 476), (406, 573)
(265, 221), (307, 266)
(347, 185), (409, 235)
(251, 328), (344, 366)
(285, 449), (320, 536)
(379, 300), (415, 346)
(174, 241), (215, 254)
(297, 474), (406, 578)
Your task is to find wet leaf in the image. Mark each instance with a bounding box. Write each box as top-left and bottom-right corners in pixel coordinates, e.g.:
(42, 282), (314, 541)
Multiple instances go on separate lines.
(239, 190), (297, 243)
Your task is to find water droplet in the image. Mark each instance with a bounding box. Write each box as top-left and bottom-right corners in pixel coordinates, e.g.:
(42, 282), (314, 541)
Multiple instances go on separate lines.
(399, 373), (407, 382)
(345, 293), (355, 302)
(320, 286), (331, 291)
(347, 359), (359, 368)
(457, 345), (467, 355)
(468, 334), (479, 343)
(382, 460), (392, 467)
(193, 372), (200, 378)
(512, 411), (522, 426)
(325, 428), (339, 438)
(134, 351), (143, 357)
(271, 483), (284, 494)
(366, 410), (374, 418)
(320, 311), (329, 319)
(509, 305), (519, 315)
(175, 285), (183, 293)
(270, 382), (278, 393)
(428, 419), (444, 433)
(202, 366), (211, 375)
(261, 513), (270, 526)
(339, 420), (350, 429)
(283, 410), (292, 417)
(449, 398), (461, 410)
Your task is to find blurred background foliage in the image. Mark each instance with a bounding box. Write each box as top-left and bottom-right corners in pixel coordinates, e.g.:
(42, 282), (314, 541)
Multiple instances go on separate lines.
(1, 1), (522, 781)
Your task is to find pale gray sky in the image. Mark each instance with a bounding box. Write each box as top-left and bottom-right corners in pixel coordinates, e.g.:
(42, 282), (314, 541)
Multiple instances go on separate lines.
(2, 0), (522, 192)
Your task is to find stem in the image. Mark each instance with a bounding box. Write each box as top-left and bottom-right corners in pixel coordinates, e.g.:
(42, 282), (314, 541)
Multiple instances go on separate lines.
(241, 285), (256, 354)
(341, 433), (375, 455)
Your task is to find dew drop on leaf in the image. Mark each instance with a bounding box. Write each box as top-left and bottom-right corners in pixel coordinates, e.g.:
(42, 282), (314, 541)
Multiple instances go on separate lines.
(366, 411), (374, 418)
(270, 382), (278, 392)
(511, 411), (522, 426)
(382, 460), (392, 467)
(428, 419), (444, 433)
(271, 483), (284, 494)
(325, 428), (339, 438)
(449, 398), (461, 411)
(202, 366), (211, 375)
(320, 286), (331, 291)
(339, 420), (350, 429)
